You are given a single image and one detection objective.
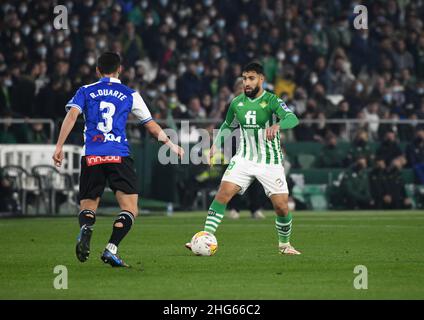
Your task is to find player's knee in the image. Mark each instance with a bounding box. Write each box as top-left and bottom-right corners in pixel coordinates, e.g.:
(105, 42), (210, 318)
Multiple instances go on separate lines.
(275, 204), (289, 216)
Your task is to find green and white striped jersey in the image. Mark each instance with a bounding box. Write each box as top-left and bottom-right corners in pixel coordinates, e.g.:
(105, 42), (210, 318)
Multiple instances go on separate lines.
(224, 90), (294, 165)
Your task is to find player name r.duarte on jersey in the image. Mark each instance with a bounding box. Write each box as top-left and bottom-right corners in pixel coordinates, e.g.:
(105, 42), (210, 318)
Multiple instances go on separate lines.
(65, 77), (152, 156)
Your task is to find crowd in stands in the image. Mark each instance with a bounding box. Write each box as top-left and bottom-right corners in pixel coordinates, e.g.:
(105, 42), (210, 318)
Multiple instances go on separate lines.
(1, 1), (424, 136)
(311, 126), (424, 208)
(1, 0), (424, 211)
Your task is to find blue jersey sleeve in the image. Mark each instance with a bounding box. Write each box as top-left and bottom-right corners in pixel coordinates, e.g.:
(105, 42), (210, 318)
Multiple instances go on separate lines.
(65, 87), (86, 113)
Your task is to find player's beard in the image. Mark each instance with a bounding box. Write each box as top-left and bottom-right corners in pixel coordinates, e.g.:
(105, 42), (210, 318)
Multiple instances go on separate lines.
(244, 86), (260, 98)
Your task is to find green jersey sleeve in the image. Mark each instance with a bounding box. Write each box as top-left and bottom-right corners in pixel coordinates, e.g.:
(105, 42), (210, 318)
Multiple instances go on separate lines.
(223, 101), (239, 128)
(270, 96), (299, 129)
(213, 101), (238, 148)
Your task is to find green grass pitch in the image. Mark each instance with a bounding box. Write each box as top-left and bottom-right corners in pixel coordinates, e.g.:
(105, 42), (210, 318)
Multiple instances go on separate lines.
(0, 210), (423, 299)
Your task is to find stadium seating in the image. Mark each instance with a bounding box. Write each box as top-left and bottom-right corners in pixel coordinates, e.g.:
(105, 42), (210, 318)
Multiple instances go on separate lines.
(0, 145), (81, 215)
(31, 165), (76, 215)
(1, 165), (45, 215)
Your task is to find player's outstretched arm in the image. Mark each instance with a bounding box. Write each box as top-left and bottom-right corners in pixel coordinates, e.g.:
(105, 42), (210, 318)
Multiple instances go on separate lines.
(143, 120), (185, 159)
(266, 113), (299, 140)
(266, 98), (299, 140)
(53, 107), (80, 167)
(279, 113), (299, 129)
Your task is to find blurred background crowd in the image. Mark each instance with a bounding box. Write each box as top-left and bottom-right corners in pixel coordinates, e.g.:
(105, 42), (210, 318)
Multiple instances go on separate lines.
(1, 0), (424, 212)
(0, 0), (423, 131)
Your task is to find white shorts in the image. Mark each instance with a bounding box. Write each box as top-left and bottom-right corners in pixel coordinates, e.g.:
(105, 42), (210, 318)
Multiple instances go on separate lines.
(221, 156), (289, 197)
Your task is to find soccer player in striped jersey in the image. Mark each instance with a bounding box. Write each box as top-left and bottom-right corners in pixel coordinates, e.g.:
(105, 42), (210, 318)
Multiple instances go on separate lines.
(186, 61), (301, 255)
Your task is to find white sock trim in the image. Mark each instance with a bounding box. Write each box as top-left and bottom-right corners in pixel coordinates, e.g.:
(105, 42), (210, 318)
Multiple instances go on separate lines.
(106, 243), (118, 255)
(120, 211), (135, 224)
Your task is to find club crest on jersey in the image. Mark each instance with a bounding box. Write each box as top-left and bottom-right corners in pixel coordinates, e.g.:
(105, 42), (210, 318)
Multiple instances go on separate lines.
(260, 101), (268, 108)
(92, 133), (122, 143)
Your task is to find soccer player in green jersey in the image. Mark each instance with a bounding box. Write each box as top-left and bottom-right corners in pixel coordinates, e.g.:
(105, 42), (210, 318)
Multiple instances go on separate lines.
(186, 61), (301, 254)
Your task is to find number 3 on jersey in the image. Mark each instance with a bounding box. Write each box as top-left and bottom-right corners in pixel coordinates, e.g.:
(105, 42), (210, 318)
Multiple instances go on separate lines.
(97, 101), (116, 133)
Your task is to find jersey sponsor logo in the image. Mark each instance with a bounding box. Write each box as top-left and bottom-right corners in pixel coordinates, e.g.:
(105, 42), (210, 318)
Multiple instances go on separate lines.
(245, 110), (256, 125)
(86, 155), (122, 166)
(91, 133), (122, 143)
(92, 134), (105, 142)
(104, 133), (122, 143)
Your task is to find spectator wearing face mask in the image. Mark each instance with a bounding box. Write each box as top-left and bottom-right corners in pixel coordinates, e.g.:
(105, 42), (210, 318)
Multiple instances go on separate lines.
(345, 80), (368, 117)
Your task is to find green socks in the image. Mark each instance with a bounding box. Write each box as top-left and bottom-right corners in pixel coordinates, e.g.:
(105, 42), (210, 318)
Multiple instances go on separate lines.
(204, 200), (293, 244)
(204, 199), (226, 234)
(276, 213), (292, 244)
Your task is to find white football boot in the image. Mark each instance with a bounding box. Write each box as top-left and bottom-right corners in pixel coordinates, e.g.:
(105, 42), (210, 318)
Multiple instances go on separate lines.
(252, 210), (266, 219)
(228, 209), (240, 219)
(279, 242), (301, 255)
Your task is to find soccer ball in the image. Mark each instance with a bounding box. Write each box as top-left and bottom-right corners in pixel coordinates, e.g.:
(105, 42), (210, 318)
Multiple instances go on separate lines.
(190, 231), (218, 256)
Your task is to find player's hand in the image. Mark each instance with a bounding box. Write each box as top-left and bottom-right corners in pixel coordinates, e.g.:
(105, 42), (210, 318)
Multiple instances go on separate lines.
(208, 145), (217, 166)
(52, 146), (64, 167)
(266, 124), (280, 140)
(171, 144), (185, 159)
